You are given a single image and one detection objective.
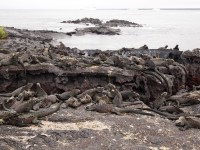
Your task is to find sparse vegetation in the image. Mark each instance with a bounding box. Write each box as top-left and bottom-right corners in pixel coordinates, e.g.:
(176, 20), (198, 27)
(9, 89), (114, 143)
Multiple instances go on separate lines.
(0, 26), (7, 39)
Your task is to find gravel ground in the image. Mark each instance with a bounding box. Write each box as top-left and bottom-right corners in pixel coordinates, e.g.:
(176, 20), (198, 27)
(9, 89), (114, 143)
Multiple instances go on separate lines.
(0, 106), (200, 150)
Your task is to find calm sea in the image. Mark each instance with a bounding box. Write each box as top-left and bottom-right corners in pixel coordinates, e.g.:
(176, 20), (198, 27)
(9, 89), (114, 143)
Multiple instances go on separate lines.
(0, 9), (200, 50)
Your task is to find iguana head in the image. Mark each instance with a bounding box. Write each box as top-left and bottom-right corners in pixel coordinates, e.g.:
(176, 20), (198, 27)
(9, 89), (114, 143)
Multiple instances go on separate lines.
(96, 87), (104, 93)
(85, 103), (96, 111)
(106, 83), (116, 91)
(175, 116), (186, 127)
(161, 92), (168, 97)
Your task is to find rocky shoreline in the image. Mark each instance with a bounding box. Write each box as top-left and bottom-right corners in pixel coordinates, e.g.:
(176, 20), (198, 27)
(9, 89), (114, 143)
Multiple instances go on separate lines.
(0, 27), (200, 150)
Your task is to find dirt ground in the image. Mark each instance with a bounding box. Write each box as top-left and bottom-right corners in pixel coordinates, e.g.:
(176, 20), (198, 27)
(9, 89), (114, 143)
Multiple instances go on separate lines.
(0, 105), (200, 150)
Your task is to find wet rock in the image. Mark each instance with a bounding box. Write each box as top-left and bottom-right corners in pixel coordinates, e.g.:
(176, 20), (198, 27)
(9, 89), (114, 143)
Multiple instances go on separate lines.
(61, 18), (142, 28)
(61, 17), (103, 25)
(104, 19), (142, 27)
(67, 26), (121, 35)
(1, 27), (66, 52)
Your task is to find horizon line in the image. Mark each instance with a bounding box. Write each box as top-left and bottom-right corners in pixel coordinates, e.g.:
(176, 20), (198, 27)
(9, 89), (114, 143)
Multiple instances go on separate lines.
(0, 8), (200, 10)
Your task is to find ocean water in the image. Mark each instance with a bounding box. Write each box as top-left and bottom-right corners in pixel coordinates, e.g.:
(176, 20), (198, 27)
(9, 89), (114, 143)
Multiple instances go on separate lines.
(0, 9), (200, 50)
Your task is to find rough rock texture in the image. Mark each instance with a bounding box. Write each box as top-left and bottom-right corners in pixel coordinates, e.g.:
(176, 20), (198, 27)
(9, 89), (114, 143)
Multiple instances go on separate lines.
(61, 18), (142, 27)
(66, 26), (121, 36)
(0, 27), (66, 51)
(104, 19), (142, 27)
(61, 18), (142, 36)
(61, 17), (103, 26)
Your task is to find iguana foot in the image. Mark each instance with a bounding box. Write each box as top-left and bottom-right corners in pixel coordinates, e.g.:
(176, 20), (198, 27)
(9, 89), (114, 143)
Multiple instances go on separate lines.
(32, 117), (41, 125)
(35, 120), (43, 127)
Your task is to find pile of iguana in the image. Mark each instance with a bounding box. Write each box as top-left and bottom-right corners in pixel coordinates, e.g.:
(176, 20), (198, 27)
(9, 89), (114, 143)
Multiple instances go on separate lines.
(0, 47), (199, 131)
(0, 81), (200, 130)
(0, 46), (186, 104)
(0, 83), (64, 126)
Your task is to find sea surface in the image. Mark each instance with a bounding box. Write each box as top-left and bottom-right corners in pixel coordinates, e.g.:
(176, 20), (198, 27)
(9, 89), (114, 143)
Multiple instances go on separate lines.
(0, 9), (200, 50)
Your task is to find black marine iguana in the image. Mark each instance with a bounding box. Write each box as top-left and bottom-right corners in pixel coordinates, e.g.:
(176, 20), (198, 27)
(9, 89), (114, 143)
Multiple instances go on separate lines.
(86, 103), (154, 116)
(0, 83), (33, 97)
(3, 102), (62, 127)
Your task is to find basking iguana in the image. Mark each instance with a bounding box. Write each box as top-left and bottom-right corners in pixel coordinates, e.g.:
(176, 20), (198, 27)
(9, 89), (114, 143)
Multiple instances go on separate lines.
(175, 116), (200, 131)
(0, 83), (33, 97)
(3, 102), (62, 127)
(10, 97), (41, 113)
(86, 103), (154, 116)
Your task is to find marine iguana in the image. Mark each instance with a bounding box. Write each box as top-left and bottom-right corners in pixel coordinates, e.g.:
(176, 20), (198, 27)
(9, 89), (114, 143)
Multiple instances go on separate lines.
(9, 97), (41, 113)
(138, 107), (179, 120)
(151, 58), (188, 84)
(2, 90), (35, 111)
(0, 52), (27, 75)
(134, 92), (182, 119)
(175, 116), (200, 130)
(31, 83), (48, 98)
(77, 87), (104, 99)
(173, 45), (179, 51)
(145, 57), (172, 96)
(167, 90), (200, 106)
(106, 83), (123, 107)
(159, 105), (184, 114)
(3, 102), (62, 127)
(92, 93), (111, 104)
(120, 90), (140, 102)
(139, 44), (148, 50)
(139, 107), (200, 120)
(56, 89), (81, 100)
(153, 92), (168, 110)
(79, 94), (92, 104)
(0, 53), (17, 66)
(132, 75), (151, 100)
(65, 97), (82, 108)
(86, 103), (154, 116)
(0, 100), (17, 121)
(14, 90), (36, 103)
(37, 94), (61, 109)
(125, 64), (168, 93)
(0, 110), (16, 120)
(0, 83), (33, 98)
(33, 92), (62, 110)
(158, 45), (168, 50)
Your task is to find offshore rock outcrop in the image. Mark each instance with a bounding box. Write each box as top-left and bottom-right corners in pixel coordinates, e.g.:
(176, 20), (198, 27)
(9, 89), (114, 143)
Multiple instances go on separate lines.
(61, 17), (103, 26)
(66, 26), (121, 35)
(104, 19), (142, 27)
(61, 18), (142, 36)
(61, 18), (142, 27)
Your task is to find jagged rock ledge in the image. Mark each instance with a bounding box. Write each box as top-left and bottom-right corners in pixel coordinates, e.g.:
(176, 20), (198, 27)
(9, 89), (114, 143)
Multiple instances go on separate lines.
(104, 19), (142, 27)
(61, 17), (103, 26)
(66, 26), (121, 36)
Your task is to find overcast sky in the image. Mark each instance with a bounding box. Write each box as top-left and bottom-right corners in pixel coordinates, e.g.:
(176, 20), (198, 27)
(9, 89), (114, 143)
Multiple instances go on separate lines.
(1, 0), (200, 9)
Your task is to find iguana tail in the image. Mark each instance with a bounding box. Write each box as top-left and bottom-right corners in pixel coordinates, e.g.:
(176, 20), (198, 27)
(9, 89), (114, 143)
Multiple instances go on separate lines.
(118, 108), (155, 116)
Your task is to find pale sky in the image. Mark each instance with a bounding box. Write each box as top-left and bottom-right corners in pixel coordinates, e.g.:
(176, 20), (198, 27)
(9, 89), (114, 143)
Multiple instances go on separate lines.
(0, 0), (200, 9)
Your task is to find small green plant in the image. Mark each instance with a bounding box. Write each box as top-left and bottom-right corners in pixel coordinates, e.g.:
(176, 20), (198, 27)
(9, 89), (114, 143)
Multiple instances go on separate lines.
(0, 27), (7, 39)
